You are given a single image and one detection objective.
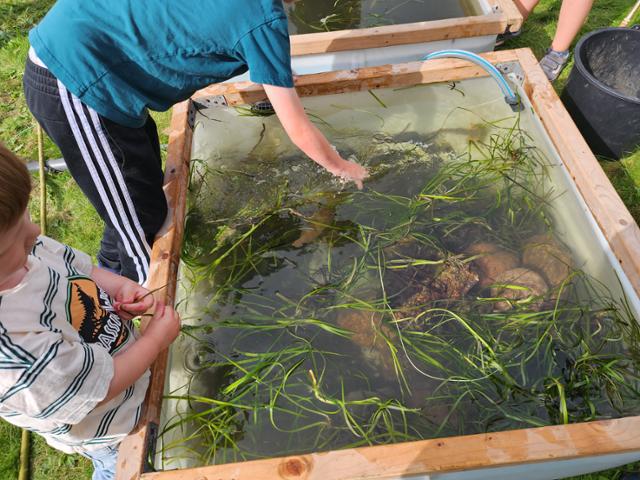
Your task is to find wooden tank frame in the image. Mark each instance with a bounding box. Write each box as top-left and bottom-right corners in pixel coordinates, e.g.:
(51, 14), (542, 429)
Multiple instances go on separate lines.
(285, 0), (522, 56)
(226, 0), (523, 79)
(116, 48), (640, 480)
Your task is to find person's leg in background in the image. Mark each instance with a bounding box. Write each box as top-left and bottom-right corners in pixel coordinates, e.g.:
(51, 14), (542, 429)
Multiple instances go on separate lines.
(551, 0), (595, 52)
(98, 226), (122, 274)
(510, 0), (594, 81)
(513, 0), (542, 18)
(96, 114), (167, 282)
(496, 0), (539, 44)
(539, 0), (594, 81)
(23, 57), (167, 283)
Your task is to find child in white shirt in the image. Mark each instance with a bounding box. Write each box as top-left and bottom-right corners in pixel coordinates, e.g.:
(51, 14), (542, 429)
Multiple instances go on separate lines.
(0, 142), (180, 480)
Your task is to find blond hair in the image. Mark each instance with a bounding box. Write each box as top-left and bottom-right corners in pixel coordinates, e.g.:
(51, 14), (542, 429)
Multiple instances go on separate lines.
(0, 142), (31, 232)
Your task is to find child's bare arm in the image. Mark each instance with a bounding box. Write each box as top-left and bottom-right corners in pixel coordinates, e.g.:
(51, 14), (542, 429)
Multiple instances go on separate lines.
(263, 84), (369, 189)
(91, 266), (154, 319)
(98, 301), (180, 405)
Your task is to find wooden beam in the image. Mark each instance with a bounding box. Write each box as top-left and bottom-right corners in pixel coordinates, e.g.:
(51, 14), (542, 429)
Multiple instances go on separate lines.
(288, 1), (523, 56)
(141, 416), (640, 480)
(515, 48), (640, 295)
(489, 0), (524, 31)
(194, 50), (521, 106)
(116, 100), (194, 480)
(290, 14), (507, 56)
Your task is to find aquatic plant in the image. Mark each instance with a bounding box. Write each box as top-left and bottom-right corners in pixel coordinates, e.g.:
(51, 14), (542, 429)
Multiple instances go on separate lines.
(286, 0), (482, 34)
(159, 114), (640, 468)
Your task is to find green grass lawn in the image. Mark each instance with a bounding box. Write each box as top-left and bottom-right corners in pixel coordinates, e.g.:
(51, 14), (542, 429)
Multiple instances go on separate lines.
(499, 0), (640, 223)
(0, 0), (638, 478)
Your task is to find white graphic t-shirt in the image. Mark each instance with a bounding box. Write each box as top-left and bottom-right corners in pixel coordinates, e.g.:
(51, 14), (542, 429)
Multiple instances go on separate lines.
(0, 236), (149, 453)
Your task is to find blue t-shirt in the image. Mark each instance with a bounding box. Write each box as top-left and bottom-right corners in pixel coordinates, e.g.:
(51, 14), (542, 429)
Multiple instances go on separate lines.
(29, 0), (294, 128)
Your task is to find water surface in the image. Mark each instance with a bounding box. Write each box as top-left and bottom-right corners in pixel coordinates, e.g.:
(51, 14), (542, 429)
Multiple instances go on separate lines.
(286, 0), (485, 34)
(158, 78), (640, 469)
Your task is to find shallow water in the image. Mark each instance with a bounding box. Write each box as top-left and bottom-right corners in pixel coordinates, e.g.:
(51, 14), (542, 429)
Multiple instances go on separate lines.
(286, 0), (484, 35)
(158, 78), (640, 469)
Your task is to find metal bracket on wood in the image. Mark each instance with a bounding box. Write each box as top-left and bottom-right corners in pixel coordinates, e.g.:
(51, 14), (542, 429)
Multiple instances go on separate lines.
(189, 95), (228, 128)
(187, 101), (198, 130)
(195, 95), (228, 108)
(142, 421), (159, 473)
(496, 61), (525, 87)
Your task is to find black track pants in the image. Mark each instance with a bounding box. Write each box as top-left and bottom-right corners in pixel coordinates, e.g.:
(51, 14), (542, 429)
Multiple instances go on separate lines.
(23, 58), (167, 283)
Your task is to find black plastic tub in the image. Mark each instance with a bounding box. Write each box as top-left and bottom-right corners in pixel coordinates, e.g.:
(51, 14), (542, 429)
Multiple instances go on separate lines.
(561, 26), (640, 159)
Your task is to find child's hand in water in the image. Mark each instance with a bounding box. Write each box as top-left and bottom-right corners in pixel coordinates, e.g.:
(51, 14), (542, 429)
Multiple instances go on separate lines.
(328, 158), (369, 189)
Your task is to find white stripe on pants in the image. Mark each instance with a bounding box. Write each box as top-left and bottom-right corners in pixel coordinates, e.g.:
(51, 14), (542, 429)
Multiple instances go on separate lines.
(57, 81), (150, 284)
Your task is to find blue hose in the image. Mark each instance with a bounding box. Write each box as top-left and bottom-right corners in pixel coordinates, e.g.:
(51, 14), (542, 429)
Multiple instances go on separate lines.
(422, 50), (521, 111)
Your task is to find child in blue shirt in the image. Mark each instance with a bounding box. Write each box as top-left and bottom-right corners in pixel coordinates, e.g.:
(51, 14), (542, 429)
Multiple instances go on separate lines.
(25, 0), (368, 284)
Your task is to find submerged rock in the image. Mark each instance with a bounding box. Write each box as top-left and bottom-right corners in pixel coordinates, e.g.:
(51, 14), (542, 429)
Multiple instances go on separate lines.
(382, 237), (440, 301)
(490, 267), (548, 312)
(383, 235), (425, 261)
(522, 234), (572, 288)
(398, 258), (479, 319)
(335, 310), (397, 377)
(466, 242), (520, 289)
(433, 259), (480, 298)
(292, 206), (336, 248)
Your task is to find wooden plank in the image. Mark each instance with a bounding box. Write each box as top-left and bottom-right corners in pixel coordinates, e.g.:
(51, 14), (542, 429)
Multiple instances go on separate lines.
(141, 416), (640, 480)
(194, 50), (521, 106)
(489, 0), (524, 31)
(116, 100), (194, 480)
(290, 15), (507, 56)
(514, 48), (640, 295)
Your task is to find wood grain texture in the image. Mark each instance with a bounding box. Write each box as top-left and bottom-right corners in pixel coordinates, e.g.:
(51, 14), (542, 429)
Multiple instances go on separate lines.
(194, 50), (521, 106)
(290, 15), (507, 56)
(288, 0), (523, 56)
(141, 417), (640, 480)
(489, 0), (524, 31)
(116, 100), (193, 480)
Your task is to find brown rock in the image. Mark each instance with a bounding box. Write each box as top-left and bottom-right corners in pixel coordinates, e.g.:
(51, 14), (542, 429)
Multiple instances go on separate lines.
(466, 242), (520, 288)
(432, 259), (479, 298)
(335, 310), (396, 375)
(397, 259), (479, 320)
(383, 240), (440, 300)
(490, 267), (548, 311)
(522, 234), (572, 288)
(292, 206), (335, 248)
